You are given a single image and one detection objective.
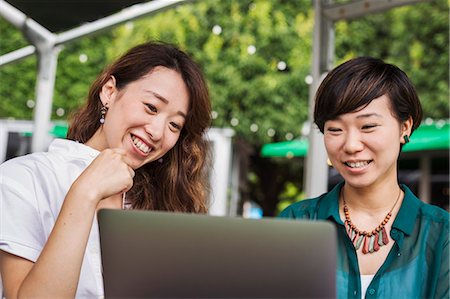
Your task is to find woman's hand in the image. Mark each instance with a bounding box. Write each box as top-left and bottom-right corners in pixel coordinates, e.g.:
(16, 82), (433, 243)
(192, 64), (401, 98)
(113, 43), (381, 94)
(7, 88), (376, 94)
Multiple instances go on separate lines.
(70, 148), (135, 204)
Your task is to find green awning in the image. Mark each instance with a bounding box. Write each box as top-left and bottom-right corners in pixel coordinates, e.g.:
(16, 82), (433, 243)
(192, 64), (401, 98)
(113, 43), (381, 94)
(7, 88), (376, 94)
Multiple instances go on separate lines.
(402, 122), (449, 152)
(261, 139), (309, 158)
(261, 121), (449, 158)
(22, 123), (68, 138)
(50, 124), (69, 138)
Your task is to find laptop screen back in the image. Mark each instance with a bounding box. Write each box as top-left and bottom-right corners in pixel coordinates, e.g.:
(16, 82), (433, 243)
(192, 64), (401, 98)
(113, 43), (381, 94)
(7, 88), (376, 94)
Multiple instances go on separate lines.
(98, 209), (336, 298)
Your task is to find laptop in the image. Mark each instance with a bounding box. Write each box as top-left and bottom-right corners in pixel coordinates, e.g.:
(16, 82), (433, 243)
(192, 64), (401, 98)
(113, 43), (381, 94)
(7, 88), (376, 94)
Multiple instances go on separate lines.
(98, 209), (337, 298)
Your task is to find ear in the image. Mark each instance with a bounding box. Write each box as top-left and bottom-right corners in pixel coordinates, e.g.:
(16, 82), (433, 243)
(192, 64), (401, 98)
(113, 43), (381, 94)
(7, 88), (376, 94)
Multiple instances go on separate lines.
(400, 116), (413, 144)
(99, 76), (117, 106)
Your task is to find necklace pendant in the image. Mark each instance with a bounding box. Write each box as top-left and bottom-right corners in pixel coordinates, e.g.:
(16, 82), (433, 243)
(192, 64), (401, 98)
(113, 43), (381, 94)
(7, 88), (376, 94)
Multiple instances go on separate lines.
(368, 235), (376, 253)
(355, 235), (364, 250)
(373, 233), (380, 252)
(362, 235), (370, 254)
(381, 227), (389, 245)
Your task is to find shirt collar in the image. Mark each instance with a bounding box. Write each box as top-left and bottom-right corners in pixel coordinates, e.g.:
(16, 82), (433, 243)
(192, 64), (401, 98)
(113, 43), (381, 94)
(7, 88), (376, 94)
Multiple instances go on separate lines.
(392, 184), (421, 236)
(48, 138), (100, 162)
(317, 181), (344, 225)
(315, 182), (421, 234)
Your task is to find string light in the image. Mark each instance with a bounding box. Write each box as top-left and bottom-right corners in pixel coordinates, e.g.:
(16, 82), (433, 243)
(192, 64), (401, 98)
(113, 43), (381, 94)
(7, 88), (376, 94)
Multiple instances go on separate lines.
(26, 99), (35, 108)
(212, 25), (222, 35)
(250, 123), (259, 132)
(436, 119), (446, 128)
(267, 128), (275, 137)
(305, 75), (313, 85)
(56, 108), (65, 117)
(79, 54), (88, 63)
(230, 118), (239, 126)
(277, 61), (287, 71)
(285, 132), (294, 140)
(247, 45), (256, 55)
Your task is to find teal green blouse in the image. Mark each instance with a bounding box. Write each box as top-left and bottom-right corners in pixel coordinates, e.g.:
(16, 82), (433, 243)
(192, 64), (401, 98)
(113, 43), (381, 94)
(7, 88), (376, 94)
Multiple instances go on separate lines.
(279, 182), (449, 299)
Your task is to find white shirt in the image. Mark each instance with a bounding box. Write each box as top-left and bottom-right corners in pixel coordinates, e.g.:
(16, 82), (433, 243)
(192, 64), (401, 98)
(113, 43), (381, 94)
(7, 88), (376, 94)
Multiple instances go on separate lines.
(361, 274), (375, 299)
(0, 139), (104, 298)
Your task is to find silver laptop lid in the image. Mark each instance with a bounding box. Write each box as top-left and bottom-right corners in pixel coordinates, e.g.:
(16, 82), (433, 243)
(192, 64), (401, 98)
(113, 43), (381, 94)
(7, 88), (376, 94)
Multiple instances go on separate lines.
(98, 209), (336, 298)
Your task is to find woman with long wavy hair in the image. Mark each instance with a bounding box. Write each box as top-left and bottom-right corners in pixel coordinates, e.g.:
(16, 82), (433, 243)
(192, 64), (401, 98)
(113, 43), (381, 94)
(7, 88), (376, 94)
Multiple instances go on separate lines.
(0, 41), (211, 298)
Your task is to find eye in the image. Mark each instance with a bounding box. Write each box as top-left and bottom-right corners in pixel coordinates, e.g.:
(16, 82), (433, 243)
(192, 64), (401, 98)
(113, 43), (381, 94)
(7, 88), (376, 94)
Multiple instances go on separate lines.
(328, 127), (341, 132)
(169, 122), (182, 131)
(326, 127), (342, 134)
(145, 103), (157, 113)
(361, 124), (377, 130)
(325, 127), (342, 137)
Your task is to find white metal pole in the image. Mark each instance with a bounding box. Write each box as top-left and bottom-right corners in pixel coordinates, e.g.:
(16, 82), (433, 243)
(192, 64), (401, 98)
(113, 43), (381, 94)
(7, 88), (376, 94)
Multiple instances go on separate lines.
(304, 0), (334, 198)
(208, 128), (234, 216)
(31, 45), (61, 152)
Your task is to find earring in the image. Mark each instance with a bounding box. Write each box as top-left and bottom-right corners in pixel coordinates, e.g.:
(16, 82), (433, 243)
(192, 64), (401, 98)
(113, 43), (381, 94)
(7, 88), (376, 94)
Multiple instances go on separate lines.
(403, 135), (410, 144)
(158, 158), (164, 163)
(327, 158), (333, 167)
(100, 104), (108, 124)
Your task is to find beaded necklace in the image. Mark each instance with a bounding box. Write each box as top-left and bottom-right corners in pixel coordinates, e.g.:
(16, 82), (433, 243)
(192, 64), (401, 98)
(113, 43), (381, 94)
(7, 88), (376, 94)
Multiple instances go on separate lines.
(342, 188), (401, 254)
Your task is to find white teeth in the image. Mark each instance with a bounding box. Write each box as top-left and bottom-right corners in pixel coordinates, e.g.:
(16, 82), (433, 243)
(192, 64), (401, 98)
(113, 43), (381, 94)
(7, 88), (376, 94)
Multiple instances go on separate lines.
(131, 135), (151, 154)
(347, 161), (369, 168)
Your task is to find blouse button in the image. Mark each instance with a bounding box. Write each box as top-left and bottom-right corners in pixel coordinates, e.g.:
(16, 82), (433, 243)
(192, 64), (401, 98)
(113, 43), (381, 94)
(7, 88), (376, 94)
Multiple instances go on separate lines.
(368, 288), (376, 295)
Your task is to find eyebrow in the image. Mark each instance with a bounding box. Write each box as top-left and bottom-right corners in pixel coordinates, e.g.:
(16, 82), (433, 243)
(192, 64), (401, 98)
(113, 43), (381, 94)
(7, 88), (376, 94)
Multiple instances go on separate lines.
(145, 90), (187, 118)
(355, 113), (383, 119)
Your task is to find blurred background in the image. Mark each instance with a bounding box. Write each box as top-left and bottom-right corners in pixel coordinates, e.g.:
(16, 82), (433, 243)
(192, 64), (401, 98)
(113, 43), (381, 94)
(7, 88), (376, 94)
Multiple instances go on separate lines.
(1, 0), (448, 217)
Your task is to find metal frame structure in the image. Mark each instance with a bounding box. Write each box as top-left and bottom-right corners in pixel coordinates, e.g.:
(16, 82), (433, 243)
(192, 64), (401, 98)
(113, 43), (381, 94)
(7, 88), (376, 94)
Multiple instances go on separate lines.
(0, 0), (433, 207)
(305, 0), (431, 198)
(0, 0), (189, 153)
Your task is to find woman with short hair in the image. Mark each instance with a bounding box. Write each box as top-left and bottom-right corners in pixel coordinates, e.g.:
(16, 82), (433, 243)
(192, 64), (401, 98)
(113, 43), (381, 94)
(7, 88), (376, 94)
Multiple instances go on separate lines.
(280, 57), (448, 299)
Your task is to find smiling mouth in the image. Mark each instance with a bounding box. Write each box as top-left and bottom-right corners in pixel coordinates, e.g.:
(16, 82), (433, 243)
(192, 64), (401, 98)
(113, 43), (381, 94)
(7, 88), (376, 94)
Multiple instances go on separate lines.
(131, 134), (152, 154)
(344, 160), (372, 168)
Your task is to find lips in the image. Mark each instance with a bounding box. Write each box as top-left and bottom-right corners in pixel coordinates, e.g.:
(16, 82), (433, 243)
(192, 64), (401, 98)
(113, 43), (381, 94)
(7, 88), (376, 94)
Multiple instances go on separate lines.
(131, 134), (152, 154)
(344, 160), (372, 168)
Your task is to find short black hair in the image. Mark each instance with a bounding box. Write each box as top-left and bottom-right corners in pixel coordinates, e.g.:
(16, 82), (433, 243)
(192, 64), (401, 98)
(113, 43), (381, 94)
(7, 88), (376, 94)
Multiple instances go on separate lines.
(314, 57), (423, 134)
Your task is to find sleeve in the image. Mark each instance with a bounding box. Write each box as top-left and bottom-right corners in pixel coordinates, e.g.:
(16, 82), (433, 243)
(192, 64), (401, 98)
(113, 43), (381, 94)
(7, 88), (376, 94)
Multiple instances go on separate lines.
(434, 221), (449, 298)
(278, 199), (318, 220)
(0, 161), (46, 263)
(278, 205), (298, 219)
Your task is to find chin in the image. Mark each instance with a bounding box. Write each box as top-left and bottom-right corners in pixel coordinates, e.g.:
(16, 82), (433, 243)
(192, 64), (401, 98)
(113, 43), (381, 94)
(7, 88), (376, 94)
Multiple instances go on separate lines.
(343, 177), (375, 189)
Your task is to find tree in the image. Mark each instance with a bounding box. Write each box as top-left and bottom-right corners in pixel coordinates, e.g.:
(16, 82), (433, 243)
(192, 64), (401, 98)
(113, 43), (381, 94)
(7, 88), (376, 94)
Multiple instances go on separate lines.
(0, 18), (37, 119)
(1, 0), (448, 216)
(0, 17), (114, 120)
(107, 0), (314, 216)
(335, 0), (449, 119)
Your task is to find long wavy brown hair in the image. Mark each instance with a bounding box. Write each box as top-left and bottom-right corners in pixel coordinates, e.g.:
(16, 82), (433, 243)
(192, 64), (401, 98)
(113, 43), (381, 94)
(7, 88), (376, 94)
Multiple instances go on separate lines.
(67, 42), (211, 213)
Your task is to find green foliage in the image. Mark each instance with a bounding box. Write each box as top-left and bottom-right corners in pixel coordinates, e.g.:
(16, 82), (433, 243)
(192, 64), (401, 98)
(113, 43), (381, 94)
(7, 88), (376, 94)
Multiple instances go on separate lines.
(2, 0), (446, 135)
(0, 18), (36, 119)
(276, 181), (306, 215)
(0, 1), (448, 215)
(335, 0), (449, 119)
(53, 34), (114, 120)
(0, 17), (114, 120)
(108, 0), (313, 145)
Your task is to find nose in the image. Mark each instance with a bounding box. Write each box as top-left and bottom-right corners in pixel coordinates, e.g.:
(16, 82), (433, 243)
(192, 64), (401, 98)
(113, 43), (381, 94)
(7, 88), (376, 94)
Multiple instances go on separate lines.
(144, 118), (165, 142)
(343, 130), (364, 154)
